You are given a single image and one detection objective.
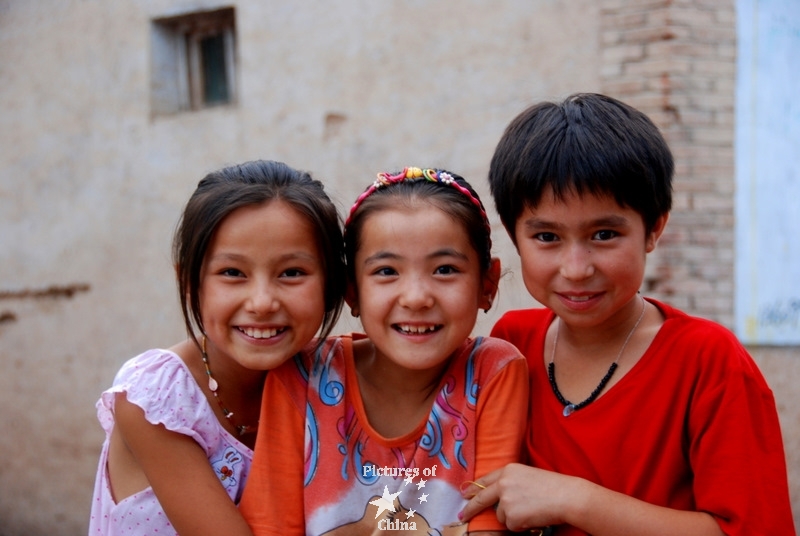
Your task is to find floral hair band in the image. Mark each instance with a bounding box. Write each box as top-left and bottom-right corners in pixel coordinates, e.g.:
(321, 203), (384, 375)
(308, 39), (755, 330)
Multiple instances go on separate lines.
(345, 167), (490, 233)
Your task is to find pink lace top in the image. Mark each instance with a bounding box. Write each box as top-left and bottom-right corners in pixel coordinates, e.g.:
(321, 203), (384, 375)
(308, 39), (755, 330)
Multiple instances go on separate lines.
(88, 349), (253, 535)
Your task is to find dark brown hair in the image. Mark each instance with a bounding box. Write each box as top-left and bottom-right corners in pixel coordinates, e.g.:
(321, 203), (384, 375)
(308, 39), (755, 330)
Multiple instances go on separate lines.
(172, 160), (345, 345)
(489, 93), (673, 242)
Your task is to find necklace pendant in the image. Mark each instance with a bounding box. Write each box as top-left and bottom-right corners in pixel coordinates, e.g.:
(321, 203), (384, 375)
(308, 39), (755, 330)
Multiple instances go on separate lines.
(201, 341), (259, 436)
(563, 404), (576, 417)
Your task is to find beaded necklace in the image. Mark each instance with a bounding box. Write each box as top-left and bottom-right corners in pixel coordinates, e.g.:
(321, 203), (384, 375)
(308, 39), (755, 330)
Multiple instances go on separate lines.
(547, 296), (646, 417)
(201, 336), (259, 436)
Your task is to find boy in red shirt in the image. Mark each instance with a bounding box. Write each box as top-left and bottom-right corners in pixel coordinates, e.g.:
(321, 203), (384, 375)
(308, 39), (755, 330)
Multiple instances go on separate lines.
(459, 93), (795, 535)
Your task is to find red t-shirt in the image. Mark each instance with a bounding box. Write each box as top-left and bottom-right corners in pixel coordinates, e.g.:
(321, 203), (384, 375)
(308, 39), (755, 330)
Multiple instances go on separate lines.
(492, 298), (795, 535)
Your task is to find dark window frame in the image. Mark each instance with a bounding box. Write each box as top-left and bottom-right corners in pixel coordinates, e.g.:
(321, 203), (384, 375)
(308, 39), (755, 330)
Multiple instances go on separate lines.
(150, 7), (236, 115)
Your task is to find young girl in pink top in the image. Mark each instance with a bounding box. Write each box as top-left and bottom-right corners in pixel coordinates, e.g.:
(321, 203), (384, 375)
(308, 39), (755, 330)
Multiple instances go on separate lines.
(89, 160), (345, 535)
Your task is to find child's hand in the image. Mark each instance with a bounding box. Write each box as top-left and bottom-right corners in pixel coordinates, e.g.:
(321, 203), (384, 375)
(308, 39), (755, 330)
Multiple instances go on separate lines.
(459, 463), (575, 533)
(459, 464), (727, 536)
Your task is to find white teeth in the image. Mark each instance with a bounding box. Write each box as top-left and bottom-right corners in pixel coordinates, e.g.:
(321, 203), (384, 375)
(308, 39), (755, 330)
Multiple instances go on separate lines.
(241, 327), (281, 339)
(568, 296), (591, 302)
(396, 324), (438, 334)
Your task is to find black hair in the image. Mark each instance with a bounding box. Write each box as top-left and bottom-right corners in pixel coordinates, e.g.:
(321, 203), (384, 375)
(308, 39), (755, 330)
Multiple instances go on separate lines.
(343, 170), (493, 282)
(489, 93), (673, 242)
(172, 159), (345, 345)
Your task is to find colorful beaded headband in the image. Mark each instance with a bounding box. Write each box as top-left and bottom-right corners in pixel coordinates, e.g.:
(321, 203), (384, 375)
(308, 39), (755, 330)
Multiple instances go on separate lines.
(345, 167), (491, 236)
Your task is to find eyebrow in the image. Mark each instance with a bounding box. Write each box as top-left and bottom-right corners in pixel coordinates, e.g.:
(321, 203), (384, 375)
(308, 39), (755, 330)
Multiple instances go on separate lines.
(522, 215), (630, 231)
(208, 251), (319, 263)
(363, 247), (470, 265)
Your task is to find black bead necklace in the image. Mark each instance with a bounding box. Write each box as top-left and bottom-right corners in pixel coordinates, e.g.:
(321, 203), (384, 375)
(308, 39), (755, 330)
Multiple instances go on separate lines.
(547, 297), (646, 417)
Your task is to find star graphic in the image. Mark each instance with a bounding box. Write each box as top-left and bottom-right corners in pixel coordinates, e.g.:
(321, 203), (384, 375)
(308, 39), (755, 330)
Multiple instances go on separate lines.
(404, 475), (414, 486)
(418, 493), (429, 503)
(416, 479), (427, 490)
(406, 509), (416, 519)
(369, 486), (402, 518)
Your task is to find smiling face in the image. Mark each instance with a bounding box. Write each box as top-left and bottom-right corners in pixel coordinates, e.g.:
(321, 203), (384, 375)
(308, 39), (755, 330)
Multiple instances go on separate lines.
(349, 203), (496, 373)
(514, 187), (667, 332)
(199, 199), (326, 370)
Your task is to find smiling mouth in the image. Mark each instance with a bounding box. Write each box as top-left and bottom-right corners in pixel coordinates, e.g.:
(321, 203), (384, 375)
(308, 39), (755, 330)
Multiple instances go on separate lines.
(393, 324), (442, 335)
(238, 326), (287, 339)
(561, 293), (599, 302)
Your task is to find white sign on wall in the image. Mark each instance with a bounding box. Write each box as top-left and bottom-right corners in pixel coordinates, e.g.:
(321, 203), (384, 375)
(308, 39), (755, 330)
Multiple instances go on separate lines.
(735, 0), (800, 344)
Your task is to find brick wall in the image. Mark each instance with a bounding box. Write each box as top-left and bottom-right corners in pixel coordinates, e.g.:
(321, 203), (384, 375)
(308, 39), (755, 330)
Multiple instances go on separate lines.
(599, 0), (737, 327)
(599, 5), (800, 526)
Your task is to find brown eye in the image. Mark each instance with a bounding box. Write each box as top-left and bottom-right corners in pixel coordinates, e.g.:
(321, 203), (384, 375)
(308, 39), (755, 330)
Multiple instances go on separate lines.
(593, 230), (618, 240)
(535, 232), (558, 242)
(374, 267), (397, 277)
(434, 265), (459, 275)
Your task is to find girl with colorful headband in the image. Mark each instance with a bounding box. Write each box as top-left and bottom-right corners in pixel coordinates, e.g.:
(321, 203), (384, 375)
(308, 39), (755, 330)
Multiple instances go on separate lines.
(240, 167), (529, 535)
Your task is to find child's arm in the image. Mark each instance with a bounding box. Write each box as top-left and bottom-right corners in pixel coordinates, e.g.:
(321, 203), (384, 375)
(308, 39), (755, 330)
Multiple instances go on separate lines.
(109, 394), (254, 536)
(238, 373), (306, 535)
(459, 463), (724, 535)
(467, 351), (529, 535)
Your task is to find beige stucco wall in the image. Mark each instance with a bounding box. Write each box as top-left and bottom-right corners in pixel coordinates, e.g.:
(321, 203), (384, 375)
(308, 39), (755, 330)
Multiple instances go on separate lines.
(0, 1), (796, 534)
(754, 346), (800, 519)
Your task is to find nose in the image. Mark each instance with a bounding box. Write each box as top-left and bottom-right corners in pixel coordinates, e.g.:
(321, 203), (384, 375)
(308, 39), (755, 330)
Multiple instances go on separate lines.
(246, 279), (280, 314)
(397, 275), (434, 310)
(559, 243), (595, 281)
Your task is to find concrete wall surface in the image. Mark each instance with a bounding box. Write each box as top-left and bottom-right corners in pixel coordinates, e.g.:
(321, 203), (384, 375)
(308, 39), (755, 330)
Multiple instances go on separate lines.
(0, 0), (796, 534)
